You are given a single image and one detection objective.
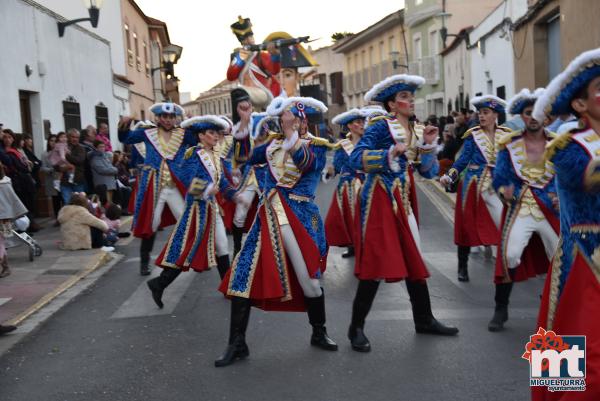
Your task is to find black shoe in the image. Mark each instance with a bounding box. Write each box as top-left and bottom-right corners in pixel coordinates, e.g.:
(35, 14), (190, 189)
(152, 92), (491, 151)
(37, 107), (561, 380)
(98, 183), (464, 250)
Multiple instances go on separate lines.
(415, 318), (459, 336)
(140, 262), (151, 276)
(341, 247), (355, 258)
(147, 278), (164, 309)
(458, 267), (469, 282)
(348, 325), (371, 352)
(311, 325), (338, 351)
(214, 335), (249, 367)
(488, 306), (508, 332)
(0, 324), (17, 335)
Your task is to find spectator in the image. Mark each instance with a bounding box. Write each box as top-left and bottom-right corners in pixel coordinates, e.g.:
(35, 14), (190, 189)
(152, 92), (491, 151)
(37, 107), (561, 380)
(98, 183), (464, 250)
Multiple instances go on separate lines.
(57, 192), (108, 250)
(2, 131), (39, 232)
(40, 134), (63, 223)
(97, 123), (112, 152)
(0, 129), (12, 168)
(89, 140), (118, 202)
(113, 150), (132, 212)
(59, 129), (86, 204)
(80, 127), (96, 194)
(48, 132), (74, 191)
(438, 123), (456, 175)
(0, 163), (28, 277)
(102, 203), (122, 246)
(22, 135), (41, 188)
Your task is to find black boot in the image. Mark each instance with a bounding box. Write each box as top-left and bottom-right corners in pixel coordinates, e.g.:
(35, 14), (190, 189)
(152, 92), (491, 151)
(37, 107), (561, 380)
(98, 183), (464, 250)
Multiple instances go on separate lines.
(140, 234), (156, 276)
(305, 289), (338, 351)
(342, 246), (355, 258)
(406, 280), (459, 336)
(457, 245), (470, 282)
(216, 255), (230, 280)
(215, 297), (251, 367)
(0, 324), (17, 335)
(232, 225), (244, 259)
(488, 282), (513, 332)
(348, 280), (379, 352)
(146, 268), (182, 309)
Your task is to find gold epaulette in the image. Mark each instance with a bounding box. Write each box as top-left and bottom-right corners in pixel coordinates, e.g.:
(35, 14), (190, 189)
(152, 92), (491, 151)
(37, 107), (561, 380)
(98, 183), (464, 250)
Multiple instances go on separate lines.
(544, 132), (573, 160)
(219, 135), (233, 158)
(184, 145), (199, 160)
(367, 115), (390, 127)
(266, 131), (282, 142)
(462, 126), (480, 139)
(498, 125), (513, 133)
(345, 132), (352, 139)
(310, 136), (338, 149)
(497, 130), (522, 150)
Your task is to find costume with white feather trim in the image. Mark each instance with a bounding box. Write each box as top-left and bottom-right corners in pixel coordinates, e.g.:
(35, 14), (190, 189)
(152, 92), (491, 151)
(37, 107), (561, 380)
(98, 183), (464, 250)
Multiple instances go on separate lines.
(118, 119), (197, 239)
(349, 112), (439, 281)
(492, 130), (559, 284)
(218, 97), (331, 311)
(470, 95), (507, 114)
(533, 48), (600, 401)
(155, 141), (236, 272)
(324, 110), (366, 248)
(506, 88), (545, 115)
(446, 125), (511, 247)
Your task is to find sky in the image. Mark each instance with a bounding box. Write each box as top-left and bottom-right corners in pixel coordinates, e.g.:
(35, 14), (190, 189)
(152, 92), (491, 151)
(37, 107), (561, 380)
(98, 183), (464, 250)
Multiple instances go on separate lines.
(135, 0), (405, 99)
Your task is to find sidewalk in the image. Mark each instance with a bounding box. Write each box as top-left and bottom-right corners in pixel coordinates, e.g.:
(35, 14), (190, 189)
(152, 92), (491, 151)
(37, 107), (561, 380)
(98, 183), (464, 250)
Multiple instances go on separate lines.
(0, 217), (129, 327)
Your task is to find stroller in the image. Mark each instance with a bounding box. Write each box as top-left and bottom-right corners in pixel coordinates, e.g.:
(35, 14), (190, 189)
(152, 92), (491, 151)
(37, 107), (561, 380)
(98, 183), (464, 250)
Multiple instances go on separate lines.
(3, 216), (43, 262)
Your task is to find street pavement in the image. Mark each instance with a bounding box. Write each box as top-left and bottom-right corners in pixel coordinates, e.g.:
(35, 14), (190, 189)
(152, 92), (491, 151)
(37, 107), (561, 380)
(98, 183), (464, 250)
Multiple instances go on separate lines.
(0, 179), (543, 401)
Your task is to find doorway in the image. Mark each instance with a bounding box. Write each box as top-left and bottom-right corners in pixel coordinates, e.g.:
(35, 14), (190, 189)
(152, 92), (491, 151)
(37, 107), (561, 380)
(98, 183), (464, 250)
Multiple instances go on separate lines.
(19, 90), (33, 135)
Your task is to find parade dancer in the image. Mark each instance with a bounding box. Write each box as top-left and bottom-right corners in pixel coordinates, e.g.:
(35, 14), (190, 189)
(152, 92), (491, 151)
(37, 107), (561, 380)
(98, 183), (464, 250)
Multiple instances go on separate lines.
(488, 89), (559, 332)
(348, 75), (459, 353)
(149, 116), (236, 308)
(118, 103), (191, 276)
(215, 115), (237, 233)
(227, 16), (281, 108)
(532, 48), (600, 401)
(215, 96), (338, 367)
(440, 96), (510, 282)
(324, 109), (366, 258)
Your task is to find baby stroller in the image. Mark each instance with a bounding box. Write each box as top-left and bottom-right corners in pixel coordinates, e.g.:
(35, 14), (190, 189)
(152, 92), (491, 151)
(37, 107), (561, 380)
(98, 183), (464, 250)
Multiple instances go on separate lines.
(3, 216), (43, 262)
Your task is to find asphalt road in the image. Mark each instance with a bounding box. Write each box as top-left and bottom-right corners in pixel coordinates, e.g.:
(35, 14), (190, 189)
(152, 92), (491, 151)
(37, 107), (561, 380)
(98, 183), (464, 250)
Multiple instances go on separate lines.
(0, 179), (543, 401)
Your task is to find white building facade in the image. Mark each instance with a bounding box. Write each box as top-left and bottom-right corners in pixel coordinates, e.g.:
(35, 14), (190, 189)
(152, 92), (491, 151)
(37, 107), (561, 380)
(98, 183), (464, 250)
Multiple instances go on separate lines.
(468, 0), (528, 101)
(0, 0), (115, 155)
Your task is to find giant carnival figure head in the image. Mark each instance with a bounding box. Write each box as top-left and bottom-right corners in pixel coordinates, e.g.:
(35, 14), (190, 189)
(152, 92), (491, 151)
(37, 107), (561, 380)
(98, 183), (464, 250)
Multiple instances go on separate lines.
(231, 16), (255, 46)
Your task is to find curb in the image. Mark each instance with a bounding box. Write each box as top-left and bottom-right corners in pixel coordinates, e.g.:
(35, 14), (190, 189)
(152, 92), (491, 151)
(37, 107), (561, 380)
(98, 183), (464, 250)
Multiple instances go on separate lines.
(4, 251), (112, 326)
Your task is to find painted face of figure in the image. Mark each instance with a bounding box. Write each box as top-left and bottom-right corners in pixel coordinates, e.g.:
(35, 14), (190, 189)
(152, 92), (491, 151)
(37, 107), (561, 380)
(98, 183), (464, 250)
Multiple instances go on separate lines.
(281, 68), (298, 97)
(571, 76), (600, 123)
(243, 35), (255, 46)
(388, 91), (414, 117)
(200, 129), (218, 148)
(158, 114), (176, 130)
(348, 118), (365, 136)
(478, 108), (497, 129)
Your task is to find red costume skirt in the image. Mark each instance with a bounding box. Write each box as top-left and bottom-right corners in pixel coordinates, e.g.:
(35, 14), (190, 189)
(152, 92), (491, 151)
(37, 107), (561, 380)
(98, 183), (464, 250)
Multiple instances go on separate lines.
(325, 182), (354, 247)
(454, 179), (500, 246)
(354, 180), (429, 282)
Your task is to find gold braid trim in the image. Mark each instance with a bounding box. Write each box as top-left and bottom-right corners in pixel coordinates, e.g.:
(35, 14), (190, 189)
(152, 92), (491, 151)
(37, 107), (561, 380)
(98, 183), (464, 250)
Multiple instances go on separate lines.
(184, 145), (199, 160)
(367, 115), (389, 127)
(461, 126), (479, 140)
(310, 136), (338, 149)
(497, 130), (522, 150)
(544, 132), (573, 161)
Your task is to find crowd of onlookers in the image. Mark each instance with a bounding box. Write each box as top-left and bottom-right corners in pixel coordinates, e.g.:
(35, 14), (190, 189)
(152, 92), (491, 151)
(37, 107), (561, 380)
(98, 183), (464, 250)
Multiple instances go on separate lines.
(0, 124), (134, 273)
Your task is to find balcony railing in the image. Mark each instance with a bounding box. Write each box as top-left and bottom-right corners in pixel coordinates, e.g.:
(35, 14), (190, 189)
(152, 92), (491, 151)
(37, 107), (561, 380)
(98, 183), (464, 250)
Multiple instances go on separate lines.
(408, 56), (440, 84)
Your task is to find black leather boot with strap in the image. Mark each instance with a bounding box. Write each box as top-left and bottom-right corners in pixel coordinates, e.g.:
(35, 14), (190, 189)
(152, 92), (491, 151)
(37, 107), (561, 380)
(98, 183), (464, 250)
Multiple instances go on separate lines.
(305, 289), (338, 351)
(139, 234), (156, 276)
(406, 280), (459, 336)
(348, 279), (380, 352)
(146, 268), (181, 309)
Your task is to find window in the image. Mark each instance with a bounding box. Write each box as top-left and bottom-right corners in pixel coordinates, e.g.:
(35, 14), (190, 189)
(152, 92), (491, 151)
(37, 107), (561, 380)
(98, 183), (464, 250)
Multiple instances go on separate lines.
(429, 30), (438, 55)
(125, 23), (133, 66)
(140, 109), (145, 121)
(547, 14), (561, 80)
(330, 72), (344, 105)
(413, 36), (422, 60)
(389, 36), (396, 53)
(62, 97), (81, 131)
(133, 32), (141, 71)
(379, 41), (385, 62)
(368, 46), (374, 66)
(95, 103), (109, 130)
(143, 41), (150, 76)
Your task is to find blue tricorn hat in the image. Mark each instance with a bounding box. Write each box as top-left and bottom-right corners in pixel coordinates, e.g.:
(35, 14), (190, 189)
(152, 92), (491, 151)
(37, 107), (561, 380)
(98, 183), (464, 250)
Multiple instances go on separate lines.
(507, 88), (545, 115)
(149, 102), (184, 116)
(266, 96), (327, 118)
(250, 112), (279, 139)
(533, 48), (600, 121)
(331, 108), (365, 128)
(470, 95), (507, 114)
(364, 74), (426, 103)
(181, 115), (229, 132)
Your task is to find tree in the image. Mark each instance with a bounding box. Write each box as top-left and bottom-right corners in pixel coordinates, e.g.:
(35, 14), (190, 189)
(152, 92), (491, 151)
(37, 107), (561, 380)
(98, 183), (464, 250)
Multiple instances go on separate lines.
(331, 32), (353, 42)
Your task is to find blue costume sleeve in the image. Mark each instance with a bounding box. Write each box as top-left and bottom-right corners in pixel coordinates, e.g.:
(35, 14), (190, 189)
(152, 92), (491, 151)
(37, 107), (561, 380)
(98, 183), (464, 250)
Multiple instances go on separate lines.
(492, 148), (522, 195)
(218, 171), (237, 201)
(417, 150), (439, 178)
(332, 148), (345, 175)
(450, 135), (474, 174)
(350, 121), (391, 174)
(118, 127), (146, 144)
(248, 142), (269, 165)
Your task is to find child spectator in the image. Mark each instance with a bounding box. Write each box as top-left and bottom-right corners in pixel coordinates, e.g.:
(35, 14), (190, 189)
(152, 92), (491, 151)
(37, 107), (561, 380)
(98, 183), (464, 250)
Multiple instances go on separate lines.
(48, 132), (74, 191)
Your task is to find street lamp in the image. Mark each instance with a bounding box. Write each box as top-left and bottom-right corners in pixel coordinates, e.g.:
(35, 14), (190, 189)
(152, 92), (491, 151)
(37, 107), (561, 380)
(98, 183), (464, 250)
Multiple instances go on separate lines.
(57, 0), (103, 37)
(389, 51), (408, 70)
(151, 47), (178, 78)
